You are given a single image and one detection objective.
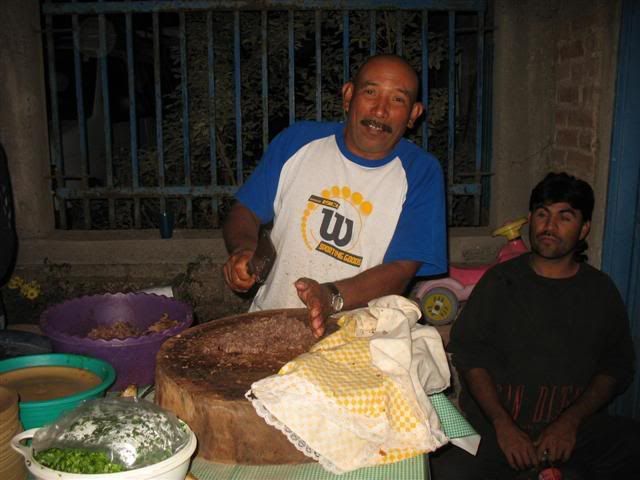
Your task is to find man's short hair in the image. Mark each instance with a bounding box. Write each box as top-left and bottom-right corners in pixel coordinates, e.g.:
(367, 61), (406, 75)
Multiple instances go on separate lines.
(529, 172), (594, 222)
(529, 172), (594, 262)
(352, 54), (420, 101)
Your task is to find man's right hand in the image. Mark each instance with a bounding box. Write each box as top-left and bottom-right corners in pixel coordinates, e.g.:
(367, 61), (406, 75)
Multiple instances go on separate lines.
(223, 248), (256, 292)
(461, 368), (539, 472)
(222, 202), (262, 292)
(494, 417), (539, 471)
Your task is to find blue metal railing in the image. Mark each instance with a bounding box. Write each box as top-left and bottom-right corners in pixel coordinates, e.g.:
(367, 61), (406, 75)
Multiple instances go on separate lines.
(42, 0), (489, 229)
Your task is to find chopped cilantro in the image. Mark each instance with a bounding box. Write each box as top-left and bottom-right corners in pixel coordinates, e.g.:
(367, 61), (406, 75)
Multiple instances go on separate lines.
(35, 448), (125, 474)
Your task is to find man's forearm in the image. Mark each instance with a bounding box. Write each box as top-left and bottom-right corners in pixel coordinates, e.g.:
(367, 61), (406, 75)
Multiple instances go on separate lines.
(222, 202), (261, 254)
(295, 259), (422, 338)
(557, 373), (618, 427)
(462, 368), (540, 469)
(333, 260), (420, 311)
(462, 367), (514, 426)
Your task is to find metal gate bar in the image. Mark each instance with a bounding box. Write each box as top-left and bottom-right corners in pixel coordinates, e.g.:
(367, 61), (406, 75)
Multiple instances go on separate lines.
(42, 0), (489, 229)
(45, 11), (66, 228)
(474, 12), (485, 225)
(100, 10), (116, 228)
(125, 11), (141, 228)
(44, 1), (486, 15)
(71, 9), (91, 228)
(447, 11), (456, 221)
(421, 10), (429, 150)
(315, 11), (322, 121)
(233, 10), (242, 189)
(153, 11), (166, 220)
(207, 11), (219, 223)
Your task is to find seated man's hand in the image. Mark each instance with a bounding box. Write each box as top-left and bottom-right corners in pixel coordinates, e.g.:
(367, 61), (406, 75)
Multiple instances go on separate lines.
(534, 415), (578, 464)
(223, 248), (256, 292)
(294, 278), (332, 338)
(494, 417), (539, 471)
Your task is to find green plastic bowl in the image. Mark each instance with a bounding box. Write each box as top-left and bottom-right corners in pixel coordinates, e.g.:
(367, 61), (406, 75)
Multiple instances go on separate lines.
(0, 353), (116, 429)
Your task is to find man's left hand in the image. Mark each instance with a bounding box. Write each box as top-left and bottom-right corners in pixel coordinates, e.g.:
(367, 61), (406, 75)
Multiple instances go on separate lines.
(294, 278), (332, 338)
(534, 415), (579, 464)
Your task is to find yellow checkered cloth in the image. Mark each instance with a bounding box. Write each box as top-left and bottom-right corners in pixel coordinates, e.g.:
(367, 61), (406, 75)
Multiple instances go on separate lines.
(247, 296), (450, 474)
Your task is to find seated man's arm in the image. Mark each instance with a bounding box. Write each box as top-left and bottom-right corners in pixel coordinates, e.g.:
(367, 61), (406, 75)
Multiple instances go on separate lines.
(295, 259), (420, 337)
(462, 367), (539, 471)
(536, 277), (635, 464)
(449, 266), (540, 471)
(535, 373), (617, 463)
(222, 202), (261, 292)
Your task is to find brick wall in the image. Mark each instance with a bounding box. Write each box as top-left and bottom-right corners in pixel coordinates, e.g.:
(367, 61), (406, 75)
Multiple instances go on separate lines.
(551, 13), (607, 182)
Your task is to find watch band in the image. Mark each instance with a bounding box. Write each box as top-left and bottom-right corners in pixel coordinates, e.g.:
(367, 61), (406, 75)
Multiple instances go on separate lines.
(324, 282), (344, 313)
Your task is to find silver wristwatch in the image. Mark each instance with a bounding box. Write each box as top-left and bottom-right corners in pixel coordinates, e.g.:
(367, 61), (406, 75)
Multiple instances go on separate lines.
(324, 282), (344, 314)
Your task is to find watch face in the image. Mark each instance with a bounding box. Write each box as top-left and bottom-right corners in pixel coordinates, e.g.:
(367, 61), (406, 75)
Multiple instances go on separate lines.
(324, 283), (343, 313)
(332, 294), (344, 313)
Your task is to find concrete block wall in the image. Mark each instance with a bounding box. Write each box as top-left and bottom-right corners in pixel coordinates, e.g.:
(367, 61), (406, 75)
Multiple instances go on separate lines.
(549, 1), (620, 265)
(551, 9), (613, 181)
(491, 0), (620, 266)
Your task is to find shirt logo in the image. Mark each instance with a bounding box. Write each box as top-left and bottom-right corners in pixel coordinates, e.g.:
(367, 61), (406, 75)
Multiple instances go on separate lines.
(301, 186), (373, 267)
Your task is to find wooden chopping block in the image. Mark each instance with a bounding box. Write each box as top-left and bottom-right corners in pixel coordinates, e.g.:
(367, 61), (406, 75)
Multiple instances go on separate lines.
(155, 308), (337, 465)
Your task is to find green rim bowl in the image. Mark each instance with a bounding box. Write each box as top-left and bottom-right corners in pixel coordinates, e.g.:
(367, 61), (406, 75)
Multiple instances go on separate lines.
(0, 353), (116, 430)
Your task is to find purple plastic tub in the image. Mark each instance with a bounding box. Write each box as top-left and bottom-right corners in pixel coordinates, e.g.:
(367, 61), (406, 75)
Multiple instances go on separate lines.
(39, 293), (193, 391)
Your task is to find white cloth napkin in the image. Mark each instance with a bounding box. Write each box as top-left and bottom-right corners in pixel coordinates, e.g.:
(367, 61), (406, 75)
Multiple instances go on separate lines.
(246, 295), (452, 474)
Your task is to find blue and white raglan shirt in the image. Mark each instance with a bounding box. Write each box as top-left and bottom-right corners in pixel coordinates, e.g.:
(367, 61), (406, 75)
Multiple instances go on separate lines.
(236, 121), (447, 311)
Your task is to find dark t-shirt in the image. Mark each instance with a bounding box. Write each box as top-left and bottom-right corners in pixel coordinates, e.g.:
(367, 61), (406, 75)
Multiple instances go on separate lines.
(448, 254), (635, 436)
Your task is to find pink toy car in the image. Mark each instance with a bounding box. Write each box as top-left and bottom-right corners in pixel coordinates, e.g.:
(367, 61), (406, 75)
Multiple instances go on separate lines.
(410, 217), (529, 326)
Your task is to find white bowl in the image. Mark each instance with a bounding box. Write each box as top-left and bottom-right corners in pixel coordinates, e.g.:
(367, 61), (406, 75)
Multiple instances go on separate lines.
(11, 424), (197, 480)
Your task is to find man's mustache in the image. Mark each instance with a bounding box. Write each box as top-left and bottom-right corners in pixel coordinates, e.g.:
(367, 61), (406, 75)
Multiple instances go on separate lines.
(537, 231), (559, 241)
(360, 119), (392, 133)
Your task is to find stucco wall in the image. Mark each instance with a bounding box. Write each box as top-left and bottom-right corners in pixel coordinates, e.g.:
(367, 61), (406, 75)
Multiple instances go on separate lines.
(0, 0), (54, 239)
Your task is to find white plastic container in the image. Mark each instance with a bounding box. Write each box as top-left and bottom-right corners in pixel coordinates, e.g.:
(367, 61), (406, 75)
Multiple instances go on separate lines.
(11, 425), (197, 480)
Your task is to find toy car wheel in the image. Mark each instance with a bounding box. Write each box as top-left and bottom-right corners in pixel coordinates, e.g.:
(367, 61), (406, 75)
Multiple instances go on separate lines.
(420, 287), (459, 326)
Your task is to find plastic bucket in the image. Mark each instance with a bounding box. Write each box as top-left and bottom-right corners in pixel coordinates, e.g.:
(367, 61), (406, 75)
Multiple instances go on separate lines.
(40, 293), (193, 391)
(0, 353), (115, 429)
(11, 425), (197, 480)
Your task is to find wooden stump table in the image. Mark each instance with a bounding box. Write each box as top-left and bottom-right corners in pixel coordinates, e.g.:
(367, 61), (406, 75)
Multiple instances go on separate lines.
(155, 308), (337, 465)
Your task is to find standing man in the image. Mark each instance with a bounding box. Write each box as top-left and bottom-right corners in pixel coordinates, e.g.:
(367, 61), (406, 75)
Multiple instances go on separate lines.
(433, 172), (639, 479)
(223, 54), (447, 337)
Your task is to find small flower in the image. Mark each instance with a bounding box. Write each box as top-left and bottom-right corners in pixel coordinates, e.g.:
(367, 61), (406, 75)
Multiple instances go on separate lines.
(20, 281), (41, 301)
(7, 276), (23, 289)
(23, 287), (40, 300)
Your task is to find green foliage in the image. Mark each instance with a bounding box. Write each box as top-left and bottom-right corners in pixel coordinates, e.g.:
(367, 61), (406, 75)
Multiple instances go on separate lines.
(146, 10), (457, 226)
(97, 8), (483, 229)
(35, 448), (124, 474)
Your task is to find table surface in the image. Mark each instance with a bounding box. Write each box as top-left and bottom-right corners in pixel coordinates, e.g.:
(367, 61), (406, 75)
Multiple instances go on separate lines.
(188, 454), (430, 480)
(23, 455), (430, 480)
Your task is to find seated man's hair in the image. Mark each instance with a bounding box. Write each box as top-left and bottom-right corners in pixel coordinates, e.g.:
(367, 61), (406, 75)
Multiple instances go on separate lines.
(529, 172), (594, 262)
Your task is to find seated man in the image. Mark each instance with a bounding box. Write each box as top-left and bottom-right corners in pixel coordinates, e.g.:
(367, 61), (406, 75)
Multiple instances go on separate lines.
(431, 172), (640, 479)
